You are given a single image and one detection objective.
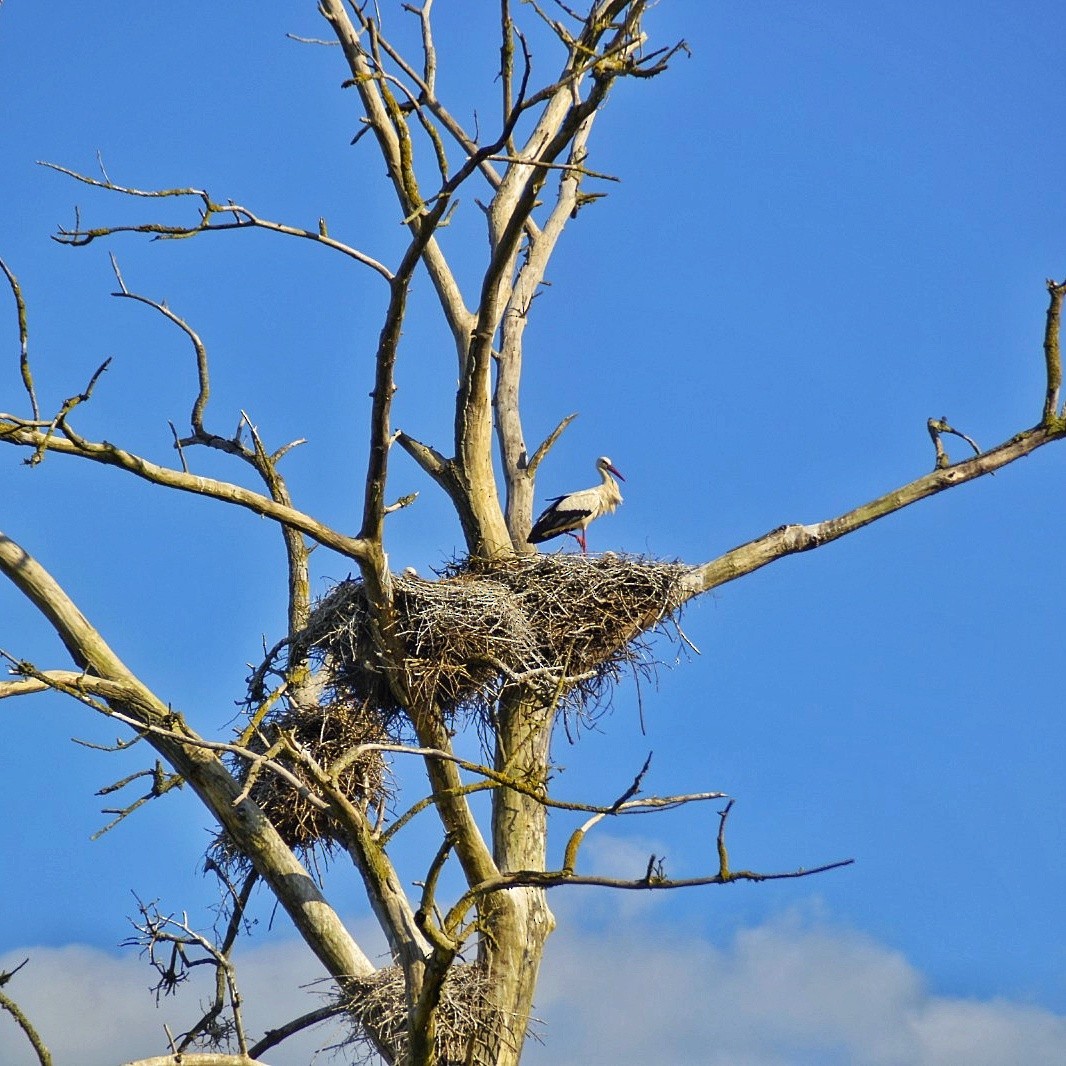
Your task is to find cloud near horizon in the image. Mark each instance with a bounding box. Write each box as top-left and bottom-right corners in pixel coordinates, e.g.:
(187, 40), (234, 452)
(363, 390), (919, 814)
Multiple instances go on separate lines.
(528, 910), (1066, 1066)
(2, 913), (1064, 1066)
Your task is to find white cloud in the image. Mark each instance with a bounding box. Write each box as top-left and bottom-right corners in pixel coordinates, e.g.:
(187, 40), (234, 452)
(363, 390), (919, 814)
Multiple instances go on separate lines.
(527, 909), (1066, 1066)
(0, 941), (340, 1066)
(3, 911), (1065, 1066)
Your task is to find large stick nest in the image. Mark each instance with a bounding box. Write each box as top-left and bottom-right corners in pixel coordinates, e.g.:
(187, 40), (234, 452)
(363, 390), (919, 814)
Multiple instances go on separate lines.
(301, 552), (690, 725)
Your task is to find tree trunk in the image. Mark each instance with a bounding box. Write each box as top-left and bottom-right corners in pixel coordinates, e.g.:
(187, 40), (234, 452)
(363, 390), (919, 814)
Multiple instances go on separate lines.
(477, 689), (557, 1064)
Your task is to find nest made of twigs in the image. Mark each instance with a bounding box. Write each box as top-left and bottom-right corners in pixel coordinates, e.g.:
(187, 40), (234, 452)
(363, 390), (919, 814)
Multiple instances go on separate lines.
(300, 551), (690, 725)
(214, 696), (391, 865)
(339, 962), (515, 1065)
(222, 552), (689, 860)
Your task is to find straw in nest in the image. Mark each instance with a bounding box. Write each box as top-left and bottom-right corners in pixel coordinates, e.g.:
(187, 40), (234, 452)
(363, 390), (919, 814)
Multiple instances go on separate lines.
(340, 962), (519, 1065)
(299, 552), (689, 725)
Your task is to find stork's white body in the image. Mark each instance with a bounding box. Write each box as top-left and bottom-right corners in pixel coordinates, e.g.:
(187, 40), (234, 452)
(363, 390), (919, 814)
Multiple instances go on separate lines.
(528, 456), (625, 553)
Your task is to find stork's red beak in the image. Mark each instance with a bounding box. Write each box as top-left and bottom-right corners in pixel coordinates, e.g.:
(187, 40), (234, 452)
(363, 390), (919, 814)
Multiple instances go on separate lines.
(610, 465), (625, 481)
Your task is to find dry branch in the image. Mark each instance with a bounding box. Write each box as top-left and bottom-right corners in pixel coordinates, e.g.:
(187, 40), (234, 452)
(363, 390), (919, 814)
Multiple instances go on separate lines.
(39, 161), (394, 279)
(684, 417), (1066, 598)
(0, 424), (371, 562)
(0, 257), (37, 419)
(0, 960), (51, 1066)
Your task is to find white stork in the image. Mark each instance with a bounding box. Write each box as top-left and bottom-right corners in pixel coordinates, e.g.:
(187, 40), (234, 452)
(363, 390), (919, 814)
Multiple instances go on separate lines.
(527, 456), (625, 553)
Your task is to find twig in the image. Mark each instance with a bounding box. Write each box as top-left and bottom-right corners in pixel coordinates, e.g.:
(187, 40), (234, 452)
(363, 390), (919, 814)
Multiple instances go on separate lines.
(39, 161), (394, 279)
(1043, 277), (1066, 424)
(0, 258), (38, 419)
(0, 960), (52, 1066)
(926, 416), (981, 471)
(527, 413), (577, 475)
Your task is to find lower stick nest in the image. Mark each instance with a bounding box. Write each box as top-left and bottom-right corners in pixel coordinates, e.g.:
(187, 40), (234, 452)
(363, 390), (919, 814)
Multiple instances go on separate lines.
(220, 697), (392, 861)
(339, 962), (505, 1065)
(228, 552), (689, 857)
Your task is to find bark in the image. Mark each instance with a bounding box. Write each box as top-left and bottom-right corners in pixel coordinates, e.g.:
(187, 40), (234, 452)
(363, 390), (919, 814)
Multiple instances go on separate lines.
(481, 689), (558, 1064)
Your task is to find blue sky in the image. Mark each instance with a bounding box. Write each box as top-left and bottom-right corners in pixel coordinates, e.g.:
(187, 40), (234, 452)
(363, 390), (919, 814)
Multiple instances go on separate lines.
(2, 2), (1066, 1063)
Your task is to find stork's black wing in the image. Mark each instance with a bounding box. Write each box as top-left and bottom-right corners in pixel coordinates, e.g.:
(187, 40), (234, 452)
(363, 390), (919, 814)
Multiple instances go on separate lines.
(527, 499), (593, 543)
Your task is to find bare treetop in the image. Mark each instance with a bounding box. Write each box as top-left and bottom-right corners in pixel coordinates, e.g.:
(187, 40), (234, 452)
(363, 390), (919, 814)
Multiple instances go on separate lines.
(1, 4), (1064, 1065)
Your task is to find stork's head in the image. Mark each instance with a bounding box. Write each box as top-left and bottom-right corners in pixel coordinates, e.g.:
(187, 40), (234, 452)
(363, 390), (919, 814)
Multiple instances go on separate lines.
(597, 456), (625, 481)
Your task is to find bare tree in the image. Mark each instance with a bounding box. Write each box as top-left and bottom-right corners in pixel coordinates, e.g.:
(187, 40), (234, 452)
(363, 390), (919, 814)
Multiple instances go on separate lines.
(2, 4), (1065, 1065)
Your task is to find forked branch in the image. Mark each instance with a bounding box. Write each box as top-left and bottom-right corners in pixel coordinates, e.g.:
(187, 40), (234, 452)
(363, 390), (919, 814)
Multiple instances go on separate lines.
(441, 796), (852, 943)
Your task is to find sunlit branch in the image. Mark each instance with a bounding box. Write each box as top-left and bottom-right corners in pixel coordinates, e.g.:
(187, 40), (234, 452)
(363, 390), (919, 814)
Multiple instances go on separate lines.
(687, 420), (1066, 597)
